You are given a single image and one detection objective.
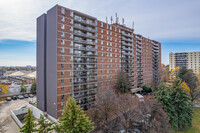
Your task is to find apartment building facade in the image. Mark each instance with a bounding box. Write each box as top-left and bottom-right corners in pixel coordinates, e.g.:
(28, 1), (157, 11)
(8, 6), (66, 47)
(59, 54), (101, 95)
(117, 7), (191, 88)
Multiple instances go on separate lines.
(37, 5), (161, 119)
(169, 52), (200, 74)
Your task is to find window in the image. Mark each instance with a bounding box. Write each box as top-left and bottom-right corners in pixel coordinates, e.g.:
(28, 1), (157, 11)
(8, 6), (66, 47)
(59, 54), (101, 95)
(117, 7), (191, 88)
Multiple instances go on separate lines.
(61, 40), (64, 45)
(101, 23), (103, 27)
(61, 24), (65, 29)
(101, 29), (103, 33)
(101, 52), (103, 56)
(61, 87), (64, 91)
(70, 19), (73, 24)
(61, 102), (65, 107)
(70, 71), (73, 76)
(70, 56), (73, 61)
(101, 35), (103, 38)
(70, 64), (73, 68)
(70, 11), (73, 16)
(61, 48), (65, 53)
(61, 64), (64, 68)
(61, 71), (64, 76)
(70, 48), (73, 53)
(61, 56), (65, 61)
(107, 31), (109, 34)
(61, 8), (65, 14)
(107, 42), (109, 46)
(61, 32), (65, 37)
(61, 17), (65, 22)
(70, 78), (72, 83)
(101, 47), (103, 50)
(110, 32), (112, 35)
(70, 41), (73, 46)
(61, 79), (64, 84)
(110, 43), (112, 46)
(70, 34), (73, 38)
(101, 41), (103, 44)
(70, 27), (73, 31)
(61, 94), (65, 99)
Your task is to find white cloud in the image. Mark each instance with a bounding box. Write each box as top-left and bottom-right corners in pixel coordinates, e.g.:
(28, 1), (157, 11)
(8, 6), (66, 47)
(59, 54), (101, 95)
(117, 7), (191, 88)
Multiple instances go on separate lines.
(0, 0), (199, 41)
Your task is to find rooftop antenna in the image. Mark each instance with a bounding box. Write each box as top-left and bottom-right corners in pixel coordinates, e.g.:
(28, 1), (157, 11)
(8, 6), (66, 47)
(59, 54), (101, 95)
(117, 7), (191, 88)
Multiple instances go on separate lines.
(111, 16), (113, 24)
(122, 18), (124, 25)
(115, 13), (118, 23)
(106, 16), (108, 23)
(132, 21), (135, 32)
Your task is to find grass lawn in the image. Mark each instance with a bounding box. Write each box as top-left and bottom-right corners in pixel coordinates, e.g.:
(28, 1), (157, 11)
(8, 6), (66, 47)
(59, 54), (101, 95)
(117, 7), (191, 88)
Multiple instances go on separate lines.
(176, 107), (200, 133)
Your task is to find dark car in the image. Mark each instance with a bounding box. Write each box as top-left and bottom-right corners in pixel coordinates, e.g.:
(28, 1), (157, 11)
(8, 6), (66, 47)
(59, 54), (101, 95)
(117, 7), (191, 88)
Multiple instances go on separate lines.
(12, 96), (17, 100)
(6, 97), (12, 101)
(24, 94), (29, 98)
(18, 95), (24, 99)
(29, 94), (34, 98)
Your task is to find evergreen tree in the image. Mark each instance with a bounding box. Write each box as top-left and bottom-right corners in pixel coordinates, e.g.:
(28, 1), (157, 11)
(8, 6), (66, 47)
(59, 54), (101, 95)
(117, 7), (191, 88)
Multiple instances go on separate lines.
(20, 109), (37, 133)
(30, 79), (36, 93)
(156, 79), (193, 130)
(37, 114), (53, 133)
(56, 97), (94, 133)
(115, 71), (131, 93)
(20, 80), (27, 94)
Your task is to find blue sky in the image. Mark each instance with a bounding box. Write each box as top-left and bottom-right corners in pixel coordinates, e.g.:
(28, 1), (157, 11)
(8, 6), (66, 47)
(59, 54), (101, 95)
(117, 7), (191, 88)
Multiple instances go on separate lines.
(0, 0), (200, 66)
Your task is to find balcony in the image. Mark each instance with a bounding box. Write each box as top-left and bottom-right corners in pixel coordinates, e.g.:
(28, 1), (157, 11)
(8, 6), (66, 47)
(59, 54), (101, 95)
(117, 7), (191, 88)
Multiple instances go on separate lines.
(136, 40), (142, 45)
(122, 37), (133, 42)
(136, 36), (142, 41)
(122, 41), (133, 47)
(74, 39), (96, 45)
(122, 52), (133, 56)
(74, 31), (97, 39)
(74, 46), (96, 51)
(74, 17), (97, 27)
(74, 24), (97, 33)
(122, 31), (133, 38)
(122, 46), (133, 51)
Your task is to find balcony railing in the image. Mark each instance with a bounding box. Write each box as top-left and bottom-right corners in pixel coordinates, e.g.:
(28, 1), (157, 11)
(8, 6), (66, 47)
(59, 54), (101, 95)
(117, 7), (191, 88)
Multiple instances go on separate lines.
(74, 24), (97, 33)
(122, 46), (133, 51)
(74, 46), (96, 51)
(122, 31), (133, 38)
(74, 39), (96, 45)
(74, 31), (97, 39)
(74, 17), (97, 26)
(122, 41), (133, 47)
(122, 37), (133, 42)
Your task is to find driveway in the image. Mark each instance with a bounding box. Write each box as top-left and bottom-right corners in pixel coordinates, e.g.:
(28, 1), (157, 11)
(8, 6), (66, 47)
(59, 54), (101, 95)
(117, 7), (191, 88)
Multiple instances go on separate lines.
(0, 97), (36, 133)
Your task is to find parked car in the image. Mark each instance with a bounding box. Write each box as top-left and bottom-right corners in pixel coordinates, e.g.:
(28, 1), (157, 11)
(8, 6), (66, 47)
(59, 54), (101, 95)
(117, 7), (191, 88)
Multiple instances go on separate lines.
(29, 94), (34, 98)
(6, 97), (12, 101)
(18, 95), (24, 99)
(29, 100), (36, 105)
(12, 96), (17, 100)
(24, 94), (29, 98)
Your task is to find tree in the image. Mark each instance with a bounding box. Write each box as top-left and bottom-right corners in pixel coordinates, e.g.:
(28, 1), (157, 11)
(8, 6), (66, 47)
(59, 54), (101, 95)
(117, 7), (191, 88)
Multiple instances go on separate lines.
(56, 97), (94, 133)
(115, 71), (131, 93)
(20, 109), (37, 133)
(177, 67), (188, 79)
(88, 88), (170, 133)
(20, 80), (27, 94)
(180, 70), (200, 102)
(30, 80), (36, 93)
(156, 79), (193, 130)
(0, 116), (11, 132)
(37, 114), (54, 133)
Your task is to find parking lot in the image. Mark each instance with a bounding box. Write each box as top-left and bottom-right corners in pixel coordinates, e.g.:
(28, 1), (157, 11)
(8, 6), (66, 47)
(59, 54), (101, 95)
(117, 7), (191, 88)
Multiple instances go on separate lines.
(0, 96), (36, 133)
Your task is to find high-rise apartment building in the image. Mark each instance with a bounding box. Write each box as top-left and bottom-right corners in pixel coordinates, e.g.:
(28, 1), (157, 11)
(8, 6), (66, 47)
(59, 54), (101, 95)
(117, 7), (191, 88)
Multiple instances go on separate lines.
(169, 52), (200, 74)
(37, 5), (161, 119)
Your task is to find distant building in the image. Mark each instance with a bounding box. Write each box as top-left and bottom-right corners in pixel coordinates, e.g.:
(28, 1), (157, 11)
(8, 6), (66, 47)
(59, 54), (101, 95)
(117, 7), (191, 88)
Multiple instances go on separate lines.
(169, 52), (200, 74)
